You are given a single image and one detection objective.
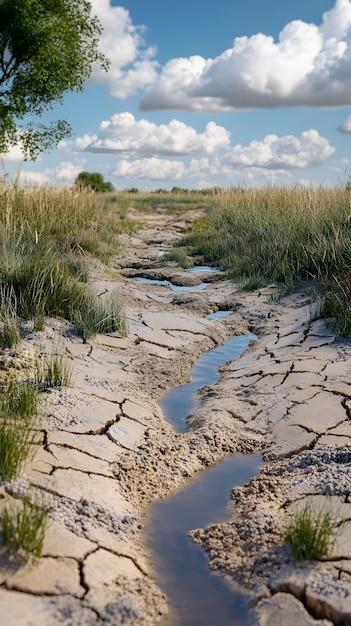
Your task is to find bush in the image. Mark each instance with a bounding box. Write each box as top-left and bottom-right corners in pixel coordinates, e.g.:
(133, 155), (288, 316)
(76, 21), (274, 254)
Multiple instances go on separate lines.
(75, 171), (114, 193)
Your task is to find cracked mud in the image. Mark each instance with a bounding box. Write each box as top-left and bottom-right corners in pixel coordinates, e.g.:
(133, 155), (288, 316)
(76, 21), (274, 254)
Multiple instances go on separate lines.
(1, 206), (351, 625)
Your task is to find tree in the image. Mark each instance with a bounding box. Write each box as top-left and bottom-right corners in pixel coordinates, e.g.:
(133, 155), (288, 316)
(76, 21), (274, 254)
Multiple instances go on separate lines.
(0, 0), (109, 160)
(75, 171), (114, 192)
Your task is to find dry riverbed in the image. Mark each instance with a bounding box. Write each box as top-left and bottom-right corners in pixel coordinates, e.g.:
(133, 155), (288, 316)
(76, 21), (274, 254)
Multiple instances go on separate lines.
(1, 207), (351, 625)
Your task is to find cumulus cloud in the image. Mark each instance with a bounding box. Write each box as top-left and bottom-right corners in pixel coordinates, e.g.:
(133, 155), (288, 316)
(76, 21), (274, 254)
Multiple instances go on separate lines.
(59, 134), (98, 154)
(89, 2), (158, 98)
(1, 144), (26, 162)
(61, 116), (334, 186)
(62, 113), (230, 156)
(110, 155), (294, 188)
(228, 130), (335, 169)
(112, 157), (185, 181)
(338, 114), (351, 132)
(19, 160), (87, 187)
(60, 116), (333, 170)
(139, 0), (351, 112)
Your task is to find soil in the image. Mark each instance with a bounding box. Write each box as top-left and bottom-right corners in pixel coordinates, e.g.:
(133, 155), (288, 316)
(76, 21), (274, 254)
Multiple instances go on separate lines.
(1, 206), (351, 625)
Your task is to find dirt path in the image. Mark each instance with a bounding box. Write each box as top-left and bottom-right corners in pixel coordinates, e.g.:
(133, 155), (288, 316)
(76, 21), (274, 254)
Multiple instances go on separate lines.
(1, 207), (351, 625)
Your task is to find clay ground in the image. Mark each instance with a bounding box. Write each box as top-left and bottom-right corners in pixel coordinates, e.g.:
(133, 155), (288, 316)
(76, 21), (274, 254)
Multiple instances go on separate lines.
(1, 206), (351, 625)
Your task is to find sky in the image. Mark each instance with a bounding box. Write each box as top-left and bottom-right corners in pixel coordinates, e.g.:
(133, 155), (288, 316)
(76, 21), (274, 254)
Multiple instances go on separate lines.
(4, 0), (351, 190)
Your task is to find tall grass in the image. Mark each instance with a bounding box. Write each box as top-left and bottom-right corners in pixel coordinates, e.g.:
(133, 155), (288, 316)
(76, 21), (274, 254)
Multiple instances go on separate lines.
(0, 185), (134, 260)
(0, 185), (129, 339)
(180, 186), (351, 334)
(0, 285), (21, 348)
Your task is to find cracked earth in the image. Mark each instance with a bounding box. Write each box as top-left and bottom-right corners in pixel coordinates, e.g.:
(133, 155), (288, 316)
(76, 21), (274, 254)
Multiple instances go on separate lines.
(1, 206), (351, 625)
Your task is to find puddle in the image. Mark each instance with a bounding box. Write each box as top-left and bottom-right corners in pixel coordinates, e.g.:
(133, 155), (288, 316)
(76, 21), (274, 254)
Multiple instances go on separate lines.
(186, 265), (219, 273)
(129, 277), (211, 291)
(207, 310), (233, 319)
(152, 246), (169, 257)
(160, 332), (256, 433)
(145, 452), (262, 626)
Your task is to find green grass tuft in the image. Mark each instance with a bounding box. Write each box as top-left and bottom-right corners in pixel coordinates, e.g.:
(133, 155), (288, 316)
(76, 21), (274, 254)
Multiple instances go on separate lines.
(36, 353), (73, 389)
(162, 247), (193, 269)
(2, 490), (49, 562)
(284, 503), (336, 560)
(0, 378), (39, 481)
(71, 288), (128, 342)
(0, 285), (21, 349)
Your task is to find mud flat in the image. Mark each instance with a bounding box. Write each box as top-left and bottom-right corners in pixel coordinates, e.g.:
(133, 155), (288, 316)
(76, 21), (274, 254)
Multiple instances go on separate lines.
(0, 207), (351, 625)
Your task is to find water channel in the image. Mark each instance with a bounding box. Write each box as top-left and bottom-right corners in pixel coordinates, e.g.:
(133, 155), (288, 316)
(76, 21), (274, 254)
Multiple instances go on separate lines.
(144, 330), (262, 625)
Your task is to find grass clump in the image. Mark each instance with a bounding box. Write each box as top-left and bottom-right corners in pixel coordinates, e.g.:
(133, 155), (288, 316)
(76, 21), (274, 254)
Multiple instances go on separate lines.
(36, 353), (73, 389)
(284, 502), (336, 560)
(0, 318), (21, 349)
(2, 490), (49, 562)
(71, 288), (128, 342)
(0, 378), (39, 481)
(162, 247), (192, 269)
(1, 378), (39, 421)
(0, 411), (37, 481)
(0, 286), (21, 349)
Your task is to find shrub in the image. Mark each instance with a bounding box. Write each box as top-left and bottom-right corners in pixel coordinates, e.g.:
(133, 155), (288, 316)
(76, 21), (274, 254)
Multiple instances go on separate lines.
(75, 171), (114, 193)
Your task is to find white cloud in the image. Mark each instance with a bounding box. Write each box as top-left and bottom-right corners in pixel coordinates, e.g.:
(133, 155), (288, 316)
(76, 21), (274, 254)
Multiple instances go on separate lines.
(109, 128), (334, 186)
(64, 113), (230, 156)
(112, 157), (185, 180)
(338, 114), (351, 132)
(228, 130), (335, 169)
(59, 134), (98, 154)
(140, 0), (351, 112)
(0, 144), (26, 162)
(19, 160), (87, 187)
(89, 2), (158, 98)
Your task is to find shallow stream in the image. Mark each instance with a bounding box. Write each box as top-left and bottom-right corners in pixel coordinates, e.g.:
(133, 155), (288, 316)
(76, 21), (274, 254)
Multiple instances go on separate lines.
(145, 332), (261, 625)
(159, 333), (256, 433)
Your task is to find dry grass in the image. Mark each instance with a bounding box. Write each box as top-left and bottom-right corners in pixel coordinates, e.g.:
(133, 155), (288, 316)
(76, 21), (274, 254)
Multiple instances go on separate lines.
(0, 185), (130, 338)
(180, 186), (351, 334)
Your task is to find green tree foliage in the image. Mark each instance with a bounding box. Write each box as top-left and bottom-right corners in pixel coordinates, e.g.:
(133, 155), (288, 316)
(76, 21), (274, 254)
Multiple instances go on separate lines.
(0, 0), (109, 159)
(75, 171), (114, 192)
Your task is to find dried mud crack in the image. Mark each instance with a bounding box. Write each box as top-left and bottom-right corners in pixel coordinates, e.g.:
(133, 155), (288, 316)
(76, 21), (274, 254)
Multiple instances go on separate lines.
(1, 208), (351, 625)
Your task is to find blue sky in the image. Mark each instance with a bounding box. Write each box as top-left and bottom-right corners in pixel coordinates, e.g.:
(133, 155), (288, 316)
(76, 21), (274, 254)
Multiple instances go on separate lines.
(4, 0), (351, 190)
